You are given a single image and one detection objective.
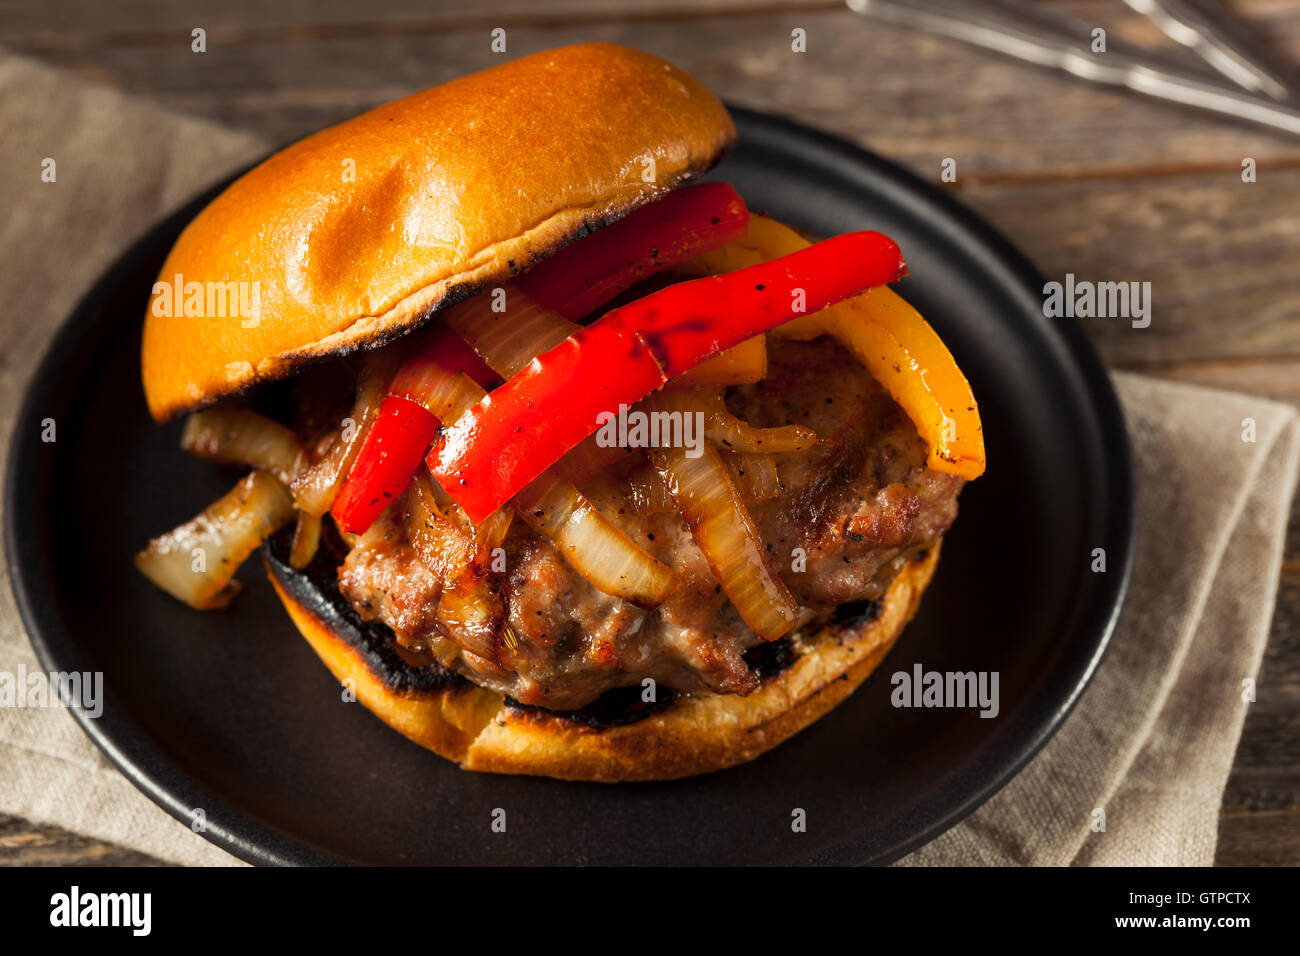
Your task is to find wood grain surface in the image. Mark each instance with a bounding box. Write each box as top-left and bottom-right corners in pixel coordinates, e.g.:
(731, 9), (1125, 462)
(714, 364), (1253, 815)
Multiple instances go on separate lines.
(0, 0), (1296, 866)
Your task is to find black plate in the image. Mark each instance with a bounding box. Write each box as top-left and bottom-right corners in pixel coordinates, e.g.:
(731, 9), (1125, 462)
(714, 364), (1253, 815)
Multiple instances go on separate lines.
(5, 108), (1133, 866)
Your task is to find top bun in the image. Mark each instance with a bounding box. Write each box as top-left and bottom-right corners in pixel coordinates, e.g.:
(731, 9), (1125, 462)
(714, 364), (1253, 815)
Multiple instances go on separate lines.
(142, 43), (736, 421)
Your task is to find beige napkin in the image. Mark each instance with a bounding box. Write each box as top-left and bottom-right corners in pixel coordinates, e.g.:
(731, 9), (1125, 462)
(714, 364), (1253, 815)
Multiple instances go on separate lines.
(1, 52), (1296, 867)
(903, 373), (1299, 865)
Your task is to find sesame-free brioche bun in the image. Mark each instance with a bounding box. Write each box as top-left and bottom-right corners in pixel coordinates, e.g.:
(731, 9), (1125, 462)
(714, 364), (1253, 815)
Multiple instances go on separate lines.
(141, 43), (735, 422)
(263, 526), (939, 783)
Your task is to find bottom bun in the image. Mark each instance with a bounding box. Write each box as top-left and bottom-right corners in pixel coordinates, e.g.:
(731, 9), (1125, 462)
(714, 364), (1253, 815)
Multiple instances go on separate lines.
(263, 534), (940, 782)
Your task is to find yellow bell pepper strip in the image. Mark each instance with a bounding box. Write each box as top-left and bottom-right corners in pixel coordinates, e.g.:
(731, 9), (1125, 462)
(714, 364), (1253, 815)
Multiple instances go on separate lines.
(680, 215), (985, 480)
(667, 334), (767, 389)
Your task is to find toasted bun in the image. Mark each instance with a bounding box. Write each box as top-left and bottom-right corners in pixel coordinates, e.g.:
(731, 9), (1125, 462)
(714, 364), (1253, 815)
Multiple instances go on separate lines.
(263, 532), (939, 782)
(142, 43), (736, 422)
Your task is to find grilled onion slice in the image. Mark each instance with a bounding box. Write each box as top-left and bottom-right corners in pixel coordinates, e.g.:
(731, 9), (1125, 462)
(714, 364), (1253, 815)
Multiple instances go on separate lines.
(627, 460), (676, 515)
(390, 354), (487, 422)
(135, 470), (295, 609)
(292, 355), (395, 516)
(651, 442), (799, 640)
(515, 471), (678, 608)
(442, 285), (578, 379)
(405, 472), (506, 666)
(288, 511), (322, 570)
(406, 471), (477, 582)
(556, 433), (632, 485)
(390, 361), (516, 552)
(181, 405), (307, 485)
(723, 450), (781, 502)
(446, 283), (767, 391)
(418, 468), (513, 553)
(638, 389), (817, 453)
(419, 308), (677, 605)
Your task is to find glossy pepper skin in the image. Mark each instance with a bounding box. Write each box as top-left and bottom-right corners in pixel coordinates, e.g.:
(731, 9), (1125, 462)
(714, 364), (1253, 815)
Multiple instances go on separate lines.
(330, 324), (498, 535)
(685, 214), (986, 480)
(519, 182), (749, 320)
(331, 395), (441, 534)
(429, 230), (908, 523)
(331, 186), (750, 535)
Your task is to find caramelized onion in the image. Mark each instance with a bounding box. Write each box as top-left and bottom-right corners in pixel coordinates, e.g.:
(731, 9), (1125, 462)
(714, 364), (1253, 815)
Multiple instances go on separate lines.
(435, 567), (504, 665)
(413, 311), (670, 603)
(135, 470), (295, 609)
(627, 460), (676, 515)
(390, 359), (485, 422)
(651, 441), (798, 640)
(181, 405), (306, 485)
(418, 457), (513, 549)
(292, 355), (395, 516)
(638, 389), (818, 453)
(446, 283), (767, 392)
(556, 432), (632, 485)
(515, 472), (678, 607)
(473, 505), (514, 552)
(424, 474), (474, 534)
(441, 284), (578, 379)
(406, 471), (477, 582)
(288, 511), (322, 570)
(723, 450), (781, 502)
(386, 345), (493, 536)
(406, 472), (506, 664)
(405, 474), (505, 663)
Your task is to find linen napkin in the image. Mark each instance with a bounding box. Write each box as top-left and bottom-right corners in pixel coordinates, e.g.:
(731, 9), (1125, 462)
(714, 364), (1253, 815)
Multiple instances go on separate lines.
(1, 51), (1296, 867)
(902, 373), (1299, 866)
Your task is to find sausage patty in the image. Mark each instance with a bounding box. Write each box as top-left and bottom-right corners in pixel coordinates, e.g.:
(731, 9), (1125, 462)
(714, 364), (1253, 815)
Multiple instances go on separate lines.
(339, 335), (964, 710)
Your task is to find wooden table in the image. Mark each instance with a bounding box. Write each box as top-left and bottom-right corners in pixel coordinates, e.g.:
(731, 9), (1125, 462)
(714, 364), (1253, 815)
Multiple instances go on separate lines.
(1, 0), (1296, 865)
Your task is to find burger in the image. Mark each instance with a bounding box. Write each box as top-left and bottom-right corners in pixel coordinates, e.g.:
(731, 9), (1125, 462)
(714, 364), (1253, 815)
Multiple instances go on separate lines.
(135, 43), (985, 781)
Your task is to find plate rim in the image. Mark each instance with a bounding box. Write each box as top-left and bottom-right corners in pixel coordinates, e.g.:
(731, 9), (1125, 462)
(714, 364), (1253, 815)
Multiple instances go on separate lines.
(5, 106), (1134, 866)
(726, 106), (1135, 864)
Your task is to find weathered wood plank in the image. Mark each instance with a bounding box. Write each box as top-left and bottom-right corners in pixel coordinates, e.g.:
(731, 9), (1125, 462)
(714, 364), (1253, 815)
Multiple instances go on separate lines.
(8, 7), (1300, 176)
(0, 814), (163, 866)
(0, 0), (841, 39)
(4, 0), (1298, 43)
(959, 170), (1300, 365)
(1131, 359), (1300, 404)
(1216, 807), (1300, 865)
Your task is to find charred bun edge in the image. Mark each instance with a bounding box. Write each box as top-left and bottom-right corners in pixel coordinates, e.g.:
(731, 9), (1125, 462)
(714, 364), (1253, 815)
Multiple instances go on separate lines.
(142, 42), (739, 423)
(157, 161), (728, 424)
(262, 523), (941, 782)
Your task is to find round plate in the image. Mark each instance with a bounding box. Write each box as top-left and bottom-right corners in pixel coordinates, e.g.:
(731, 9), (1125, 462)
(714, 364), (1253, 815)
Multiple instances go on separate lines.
(5, 108), (1133, 865)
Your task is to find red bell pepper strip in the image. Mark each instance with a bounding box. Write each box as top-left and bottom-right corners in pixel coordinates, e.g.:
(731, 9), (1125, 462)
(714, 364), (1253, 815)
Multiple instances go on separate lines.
(331, 394), (441, 534)
(429, 230), (907, 523)
(334, 186), (744, 534)
(331, 323), (496, 534)
(518, 182), (749, 320)
(406, 321), (500, 390)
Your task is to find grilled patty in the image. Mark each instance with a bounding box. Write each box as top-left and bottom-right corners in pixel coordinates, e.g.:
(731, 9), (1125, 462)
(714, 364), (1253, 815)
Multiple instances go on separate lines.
(338, 335), (964, 710)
